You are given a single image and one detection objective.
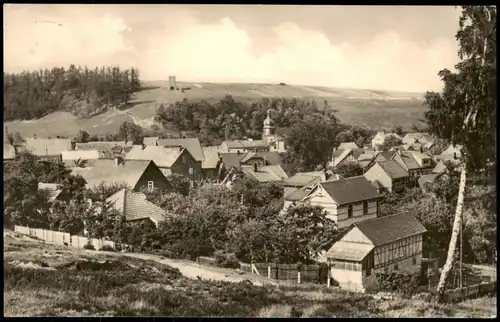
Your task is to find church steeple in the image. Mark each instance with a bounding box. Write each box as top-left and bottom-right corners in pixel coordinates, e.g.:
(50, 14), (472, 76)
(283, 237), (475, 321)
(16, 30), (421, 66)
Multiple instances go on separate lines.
(263, 109), (274, 137)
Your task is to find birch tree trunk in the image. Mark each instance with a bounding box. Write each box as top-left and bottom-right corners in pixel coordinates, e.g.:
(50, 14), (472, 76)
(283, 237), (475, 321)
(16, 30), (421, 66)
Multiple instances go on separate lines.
(436, 164), (467, 300)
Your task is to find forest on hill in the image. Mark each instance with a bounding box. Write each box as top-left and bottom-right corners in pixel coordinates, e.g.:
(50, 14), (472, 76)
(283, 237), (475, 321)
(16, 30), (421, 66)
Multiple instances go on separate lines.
(3, 65), (141, 121)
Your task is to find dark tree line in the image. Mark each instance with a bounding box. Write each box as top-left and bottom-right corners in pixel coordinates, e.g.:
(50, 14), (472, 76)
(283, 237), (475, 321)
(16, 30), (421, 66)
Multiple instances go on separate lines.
(4, 65), (141, 121)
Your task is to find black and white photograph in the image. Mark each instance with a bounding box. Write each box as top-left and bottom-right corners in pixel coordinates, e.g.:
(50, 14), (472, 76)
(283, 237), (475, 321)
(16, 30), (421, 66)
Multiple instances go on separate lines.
(3, 4), (496, 317)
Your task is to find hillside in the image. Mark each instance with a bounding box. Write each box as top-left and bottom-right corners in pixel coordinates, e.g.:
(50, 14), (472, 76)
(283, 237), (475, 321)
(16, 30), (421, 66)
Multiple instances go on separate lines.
(4, 229), (496, 317)
(4, 81), (428, 138)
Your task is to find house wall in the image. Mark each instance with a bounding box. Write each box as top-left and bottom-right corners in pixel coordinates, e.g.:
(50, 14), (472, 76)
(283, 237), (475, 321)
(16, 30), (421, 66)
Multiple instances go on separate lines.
(306, 187), (379, 228)
(341, 227), (373, 244)
(337, 154), (358, 167)
(363, 164), (393, 192)
(362, 234), (424, 290)
(330, 262), (364, 292)
(170, 149), (202, 181)
(134, 163), (173, 192)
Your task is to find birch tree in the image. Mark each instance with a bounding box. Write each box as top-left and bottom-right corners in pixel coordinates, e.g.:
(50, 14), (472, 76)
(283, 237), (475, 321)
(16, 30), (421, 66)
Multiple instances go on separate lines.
(424, 6), (496, 301)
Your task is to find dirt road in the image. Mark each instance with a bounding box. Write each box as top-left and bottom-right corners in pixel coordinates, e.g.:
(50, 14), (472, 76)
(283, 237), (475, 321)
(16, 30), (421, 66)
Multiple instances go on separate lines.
(123, 252), (277, 286)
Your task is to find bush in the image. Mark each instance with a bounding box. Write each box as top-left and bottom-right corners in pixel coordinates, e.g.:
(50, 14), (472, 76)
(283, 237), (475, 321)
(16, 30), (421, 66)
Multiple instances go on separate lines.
(374, 272), (420, 298)
(99, 244), (116, 252)
(83, 243), (95, 250)
(214, 251), (241, 269)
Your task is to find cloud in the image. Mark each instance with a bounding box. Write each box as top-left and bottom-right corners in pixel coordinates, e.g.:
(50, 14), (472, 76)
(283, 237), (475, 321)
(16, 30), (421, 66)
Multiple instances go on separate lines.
(4, 5), (135, 72)
(4, 5), (460, 92)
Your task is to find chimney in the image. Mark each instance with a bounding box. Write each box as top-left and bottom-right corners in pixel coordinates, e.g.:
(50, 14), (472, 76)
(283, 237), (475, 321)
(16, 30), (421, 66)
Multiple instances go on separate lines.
(33, 134), (37, 139)
(420, 146), (423, 153)
(453, 152), (457, 160)
(237, 150), (240, 155)
(254, 163), (258, 172)
(182, 136), (186, 139)
(141, 143), (146, 150)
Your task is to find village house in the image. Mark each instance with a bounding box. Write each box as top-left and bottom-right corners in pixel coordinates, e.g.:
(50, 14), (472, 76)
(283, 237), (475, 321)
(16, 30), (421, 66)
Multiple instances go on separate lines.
(124, 145), (201, 180)
(392, 150), (434, 177)
(371, 131), (402, 149)
(240, 164), (289, 183)
(326, 212), (427, 292)
(219, 151), (283, 173)
(401, 132), (434, 151)
(201, 146), (223, 180)
(298, 176), (383, 228)
(363, 160), (410, 193)
(71, 158), (173, 192)
(74, 141), (134, 158)
(331, 147), (382, 169)
(143, 137), (205, 169)
(106, 189), (168, 228)
(21, 137), (73, 163)
(436, 144), (462, 161)
(37, 182), (70, 204)
(61, 150), (101, 168)
(283, 171), (343, 212)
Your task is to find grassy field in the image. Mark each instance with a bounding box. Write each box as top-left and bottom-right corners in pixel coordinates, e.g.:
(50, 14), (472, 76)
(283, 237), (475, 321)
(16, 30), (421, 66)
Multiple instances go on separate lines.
(4, 81), (428, 138)
(3, 230), (496, 317)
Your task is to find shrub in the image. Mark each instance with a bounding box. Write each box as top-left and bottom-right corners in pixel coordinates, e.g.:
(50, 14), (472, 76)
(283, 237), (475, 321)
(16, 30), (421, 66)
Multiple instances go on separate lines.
(99, 244), (116, 252)
(374, 271), (420, 298)
(83, 243), (95, 250)
(214, 251), (240, 269)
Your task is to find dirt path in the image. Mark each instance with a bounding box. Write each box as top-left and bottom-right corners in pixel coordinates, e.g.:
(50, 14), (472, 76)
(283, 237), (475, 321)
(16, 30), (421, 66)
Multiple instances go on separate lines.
(123, 252), (277, 286)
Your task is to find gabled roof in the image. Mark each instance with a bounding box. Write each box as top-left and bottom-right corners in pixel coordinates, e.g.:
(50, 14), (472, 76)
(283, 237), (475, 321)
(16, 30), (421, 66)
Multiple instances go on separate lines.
(338, 142), (359, 150)
(4, 143), (16, 160)
(284, 171), (325, 187)
(240, 151), (282, 166)
(124, 146), (184, 168)
(441, 144), (463, 158)
(201, 146), (221, 169)
(326, 241), (374, 261)
(156, 138), (205, 162)
(285, 185), (313, 201)
(354, 212), (427, 246)
(241, 165), (289, 182)
(317, 176), (382, 206)
(61, 150), (100, 161)
(71, 159), (156, 189)
(377, 160), (409, 179)
(395, 151), (421, 170)
(75, 141), (133, 158)
(107, 189), (166, 225)
(23, 138), (72, 156)
(38, 182), (62, 203)
(333, 149), (353, 167)
(220, 153), (246, 169)
(380, 151), (397, 161)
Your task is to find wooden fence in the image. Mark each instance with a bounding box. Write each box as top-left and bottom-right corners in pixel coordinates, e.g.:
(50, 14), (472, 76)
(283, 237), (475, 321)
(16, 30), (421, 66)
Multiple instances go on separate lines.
(442, 280), (496, 303)
(196, 256), (328, 284)
(14, 225), (127, 251)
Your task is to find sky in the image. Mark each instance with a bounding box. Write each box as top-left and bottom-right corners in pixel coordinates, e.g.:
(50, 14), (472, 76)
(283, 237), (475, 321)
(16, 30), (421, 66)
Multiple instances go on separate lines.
(4, 5), (462, 92)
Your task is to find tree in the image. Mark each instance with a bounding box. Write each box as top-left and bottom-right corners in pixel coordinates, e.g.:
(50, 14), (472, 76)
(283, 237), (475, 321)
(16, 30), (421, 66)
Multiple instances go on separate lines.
(286, 113), (339, 171)
(334, 162), (364, 178)
(379, 136), (403, 151)
(73, 130), (90, 143)
(423, 6), (496, 300)
(118, 121), (143, 143)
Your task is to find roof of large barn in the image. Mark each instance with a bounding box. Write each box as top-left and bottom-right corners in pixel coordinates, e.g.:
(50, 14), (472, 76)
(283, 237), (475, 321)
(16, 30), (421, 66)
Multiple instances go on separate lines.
(319, 176), (382, 205)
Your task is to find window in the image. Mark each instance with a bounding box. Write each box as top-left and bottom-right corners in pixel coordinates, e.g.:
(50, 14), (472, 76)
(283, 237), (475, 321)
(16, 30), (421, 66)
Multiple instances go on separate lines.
(147, 181), (154, 192)
(347, 205), (353, 218)
(412, 257), (417, 265)
(363, 201), (368, 215)
(188, 167), (193, 175)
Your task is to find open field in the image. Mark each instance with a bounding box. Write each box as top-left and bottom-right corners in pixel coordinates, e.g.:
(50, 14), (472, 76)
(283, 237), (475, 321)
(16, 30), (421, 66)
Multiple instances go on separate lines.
(4, 229), (496, 317)
(4, 81), (427, 138)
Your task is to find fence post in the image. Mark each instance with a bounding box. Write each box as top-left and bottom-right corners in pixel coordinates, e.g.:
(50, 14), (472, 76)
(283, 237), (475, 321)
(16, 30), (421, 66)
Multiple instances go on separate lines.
(297, 271), (301, 284)
(327, 267), (331, 288)
(268, 266), (271, 279)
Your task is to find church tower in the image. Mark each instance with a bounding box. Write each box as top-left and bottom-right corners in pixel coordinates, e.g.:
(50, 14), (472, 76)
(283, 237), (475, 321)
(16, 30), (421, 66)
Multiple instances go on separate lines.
(262, 109), (274, 138)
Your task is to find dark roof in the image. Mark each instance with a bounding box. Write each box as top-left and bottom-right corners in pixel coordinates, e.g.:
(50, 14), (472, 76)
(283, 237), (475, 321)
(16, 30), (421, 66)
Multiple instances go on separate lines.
(355, 212), (427, 246)
(285, 171), (324, 187)
(71, 159), (159, 189)
(240, 151), (282, 166)
(156, 138), (204, 162)
(378, 160), (409, 179)
(380, 151), (397, 161)
(220, 153), (245, 169)
(320, 176), (382, 206)
(107, 189), (167, 224)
